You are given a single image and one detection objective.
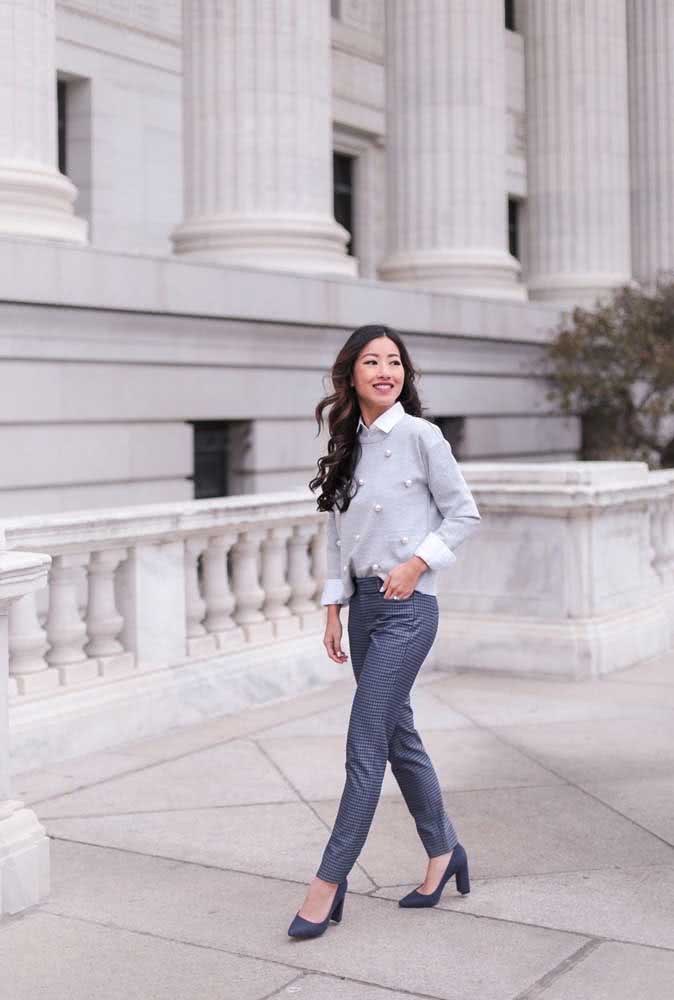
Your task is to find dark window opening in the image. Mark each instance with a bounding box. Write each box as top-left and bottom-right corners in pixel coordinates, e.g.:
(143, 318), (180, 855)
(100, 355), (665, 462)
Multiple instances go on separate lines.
(505, 0), (516, 31)
(331, 0), (340, 19)
(333, 152), (355, 256)
(192, 422), (237, 499)
(508, 197), (520, 261)
(433, 417), (466, 460)
(57, 79), (67, 175)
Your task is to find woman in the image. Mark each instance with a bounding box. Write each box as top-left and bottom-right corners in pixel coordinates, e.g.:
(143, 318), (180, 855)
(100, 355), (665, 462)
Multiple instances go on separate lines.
(288, 324), (481, 940)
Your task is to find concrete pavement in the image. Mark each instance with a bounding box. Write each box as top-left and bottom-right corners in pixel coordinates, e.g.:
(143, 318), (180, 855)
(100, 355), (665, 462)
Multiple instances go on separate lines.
(2, 652), (674, 999)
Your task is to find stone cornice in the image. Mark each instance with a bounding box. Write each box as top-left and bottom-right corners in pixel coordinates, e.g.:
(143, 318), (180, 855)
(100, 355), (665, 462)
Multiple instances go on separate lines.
(0, 238), (564, 346)
(2, 491), (321, 554)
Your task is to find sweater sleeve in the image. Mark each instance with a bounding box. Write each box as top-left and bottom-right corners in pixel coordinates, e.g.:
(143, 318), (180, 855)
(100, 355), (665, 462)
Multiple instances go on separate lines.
(320, 507), (347, 605)
(413, 435), (481, 571)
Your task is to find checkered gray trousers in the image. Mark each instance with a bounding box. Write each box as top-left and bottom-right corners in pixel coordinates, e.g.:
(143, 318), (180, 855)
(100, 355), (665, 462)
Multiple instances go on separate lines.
(316, 575), (458, 883)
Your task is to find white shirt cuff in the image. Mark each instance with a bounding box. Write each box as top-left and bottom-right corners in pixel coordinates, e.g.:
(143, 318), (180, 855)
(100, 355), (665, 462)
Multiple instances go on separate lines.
(414, 532), (458, 572)
(320, 578), (346, 605)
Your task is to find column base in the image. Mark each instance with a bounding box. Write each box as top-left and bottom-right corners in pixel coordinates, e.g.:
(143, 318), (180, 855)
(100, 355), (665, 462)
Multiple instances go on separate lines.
(0, 800), (50, 916)
(0, 163), (87, 244)
(170, 214), (357, 277)
(378, 249), (526, 299)
(527, 272), (633, 307)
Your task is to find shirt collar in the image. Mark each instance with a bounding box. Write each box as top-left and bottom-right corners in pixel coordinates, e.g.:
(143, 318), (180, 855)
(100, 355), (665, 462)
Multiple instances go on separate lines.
(357, 399), (406, 435)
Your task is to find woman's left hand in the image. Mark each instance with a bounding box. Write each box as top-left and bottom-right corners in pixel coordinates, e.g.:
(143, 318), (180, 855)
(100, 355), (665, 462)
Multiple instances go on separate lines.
(380, 557), (428, 600)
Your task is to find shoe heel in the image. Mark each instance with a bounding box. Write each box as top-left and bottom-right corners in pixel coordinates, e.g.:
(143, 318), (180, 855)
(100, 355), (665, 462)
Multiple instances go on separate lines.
(455, 861), (470, 895)
(330, 897), (345, 922)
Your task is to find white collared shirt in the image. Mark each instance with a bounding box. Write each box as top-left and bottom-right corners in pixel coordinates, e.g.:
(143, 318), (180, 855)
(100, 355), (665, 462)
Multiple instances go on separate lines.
(320, 399), (481, 605)
(356, 400), (405, 435)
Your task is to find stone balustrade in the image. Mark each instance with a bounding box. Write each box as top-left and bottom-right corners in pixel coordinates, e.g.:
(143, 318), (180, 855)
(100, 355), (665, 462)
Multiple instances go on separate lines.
(440, 461), (674, 679)
(2, 492), (326, 702)
(3, 461), (674, 917)
(3, 462), (674, 780)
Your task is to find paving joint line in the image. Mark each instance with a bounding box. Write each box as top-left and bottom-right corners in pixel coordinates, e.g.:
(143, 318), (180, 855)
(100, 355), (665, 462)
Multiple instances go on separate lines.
(41, 837), (674, 955)
(46, 833), (379, 894)
(431, 691), (674, 854)
(249, 736), (379, 891)
(27, 907), (468, 1000)
(32, 779), (571, 822)
(15, 683), (356, 808)
(509, 939), (603, 1000)
(261, 971), (307, 1000)
(35, 799), (308, 821)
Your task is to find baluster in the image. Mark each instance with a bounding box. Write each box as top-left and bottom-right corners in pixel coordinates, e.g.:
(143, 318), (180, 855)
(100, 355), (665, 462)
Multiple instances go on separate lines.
(203, 531), (245, 649)
(288, 522), (323, 630)
(231, 526), (274, 642)
(261, 524), (299, 637)
(8, 591), (58, 695)
(185, 535), (217, 656)
(45, 553), (98, 684)
(85, 548), (134, 678)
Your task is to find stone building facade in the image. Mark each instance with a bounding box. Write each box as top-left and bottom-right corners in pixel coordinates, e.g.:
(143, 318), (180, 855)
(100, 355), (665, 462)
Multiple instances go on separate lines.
(0, 0), (671, 515)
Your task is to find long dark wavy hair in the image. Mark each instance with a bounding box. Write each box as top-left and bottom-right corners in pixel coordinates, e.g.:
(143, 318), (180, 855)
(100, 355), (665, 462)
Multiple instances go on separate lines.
(309, 324), (426, 513)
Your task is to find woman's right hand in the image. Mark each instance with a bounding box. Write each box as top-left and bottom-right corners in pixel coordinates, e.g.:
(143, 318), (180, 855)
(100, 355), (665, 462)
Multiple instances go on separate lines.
(324, 614), (349, 664)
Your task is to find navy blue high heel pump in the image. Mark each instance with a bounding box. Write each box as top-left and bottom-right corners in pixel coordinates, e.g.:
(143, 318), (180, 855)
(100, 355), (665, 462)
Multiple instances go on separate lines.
(288, 878), (348, 939)
(398, 843), (470, 907)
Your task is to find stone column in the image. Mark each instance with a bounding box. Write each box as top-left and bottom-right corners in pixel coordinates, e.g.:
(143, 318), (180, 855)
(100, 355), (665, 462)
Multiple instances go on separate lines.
(1, 546), (51, 916)
(378, 0), (523, 298)
(0, 0), (86, 243)
(626, 0), (674, 289)
(518, 0), (631, 304)
(171, 0), (355, 277)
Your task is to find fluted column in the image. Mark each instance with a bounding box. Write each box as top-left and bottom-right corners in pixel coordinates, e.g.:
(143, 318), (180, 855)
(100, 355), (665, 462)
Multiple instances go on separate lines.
(0, 0), (86, 243)
(627, 0), (674, 288)
(379, 0), (523, 298)
(518, 0), (631, 304)
(172, 0), (355, 276)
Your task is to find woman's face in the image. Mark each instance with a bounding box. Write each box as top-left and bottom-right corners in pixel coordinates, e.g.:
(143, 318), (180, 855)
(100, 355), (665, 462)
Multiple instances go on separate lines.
(351, 335), (405, 410)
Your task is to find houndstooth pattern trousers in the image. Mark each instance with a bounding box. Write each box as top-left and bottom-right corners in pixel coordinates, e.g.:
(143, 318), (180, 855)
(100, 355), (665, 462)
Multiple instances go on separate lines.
(316, 575), (458, 883)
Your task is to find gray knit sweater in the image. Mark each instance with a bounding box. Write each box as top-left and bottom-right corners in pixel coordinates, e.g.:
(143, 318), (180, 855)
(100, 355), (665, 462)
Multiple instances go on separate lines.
(320, 400), (481, 605)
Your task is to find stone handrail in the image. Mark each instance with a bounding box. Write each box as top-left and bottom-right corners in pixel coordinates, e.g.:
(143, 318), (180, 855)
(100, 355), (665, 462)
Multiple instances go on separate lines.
(4, 460), (674, 700)
(1, 490), (327, 699)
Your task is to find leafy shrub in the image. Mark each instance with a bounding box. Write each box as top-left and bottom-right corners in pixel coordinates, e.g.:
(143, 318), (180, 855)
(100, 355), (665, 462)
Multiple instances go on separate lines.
(541, 275), (674, 467)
